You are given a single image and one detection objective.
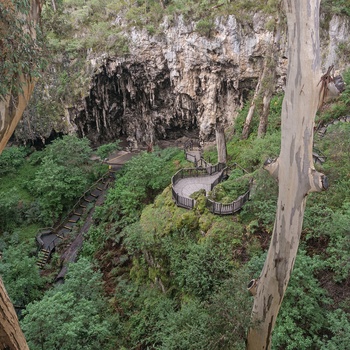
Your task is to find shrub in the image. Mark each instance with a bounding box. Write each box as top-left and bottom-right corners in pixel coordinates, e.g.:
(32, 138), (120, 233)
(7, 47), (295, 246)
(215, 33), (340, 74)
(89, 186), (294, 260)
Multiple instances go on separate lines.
(96, 140), (121, 159)
(0, 146), (28, 175)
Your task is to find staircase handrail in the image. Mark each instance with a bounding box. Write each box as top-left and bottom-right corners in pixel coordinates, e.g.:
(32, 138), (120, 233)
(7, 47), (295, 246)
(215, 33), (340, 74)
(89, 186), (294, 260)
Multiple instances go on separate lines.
(53, 170), (111, 233)
(36, 170), (112, 250)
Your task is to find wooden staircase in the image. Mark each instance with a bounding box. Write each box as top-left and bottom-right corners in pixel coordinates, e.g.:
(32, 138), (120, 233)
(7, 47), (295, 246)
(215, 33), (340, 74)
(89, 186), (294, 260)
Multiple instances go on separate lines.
(36, 249), (50, 269)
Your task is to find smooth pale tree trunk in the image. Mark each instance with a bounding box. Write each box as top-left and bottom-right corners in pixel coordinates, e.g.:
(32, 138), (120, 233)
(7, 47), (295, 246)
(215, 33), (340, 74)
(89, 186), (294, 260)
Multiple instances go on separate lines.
(241, 77), (261, 140)
(0, 0), (41, 348)
(216, 124), (227, 163)
(246, 1), (327, 349)
(257, 15), (281, 138)
(257, 89), (272, 137)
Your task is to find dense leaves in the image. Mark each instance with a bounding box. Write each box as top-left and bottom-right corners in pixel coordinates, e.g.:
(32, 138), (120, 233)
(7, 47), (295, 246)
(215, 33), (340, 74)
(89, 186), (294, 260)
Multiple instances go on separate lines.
(21, 259), (116, 350)
(0, 243), (45, 308)
(26, 135), (96, 222)
(0, 0), (45, 97)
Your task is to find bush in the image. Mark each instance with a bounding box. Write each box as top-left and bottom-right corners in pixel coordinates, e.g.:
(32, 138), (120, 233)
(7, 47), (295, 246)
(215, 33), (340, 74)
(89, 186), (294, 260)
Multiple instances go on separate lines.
(96, 140), (121, 159)
(0, 146), (28, 175)
(195, 19), (214, 37)
(0, 243), (45, 307)
(26, 135), (95, 223)
(21, 259), (116, 350)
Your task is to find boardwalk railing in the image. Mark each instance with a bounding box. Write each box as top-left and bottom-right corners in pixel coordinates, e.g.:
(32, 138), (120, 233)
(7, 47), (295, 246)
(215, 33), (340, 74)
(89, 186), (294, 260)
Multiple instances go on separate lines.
(172, 163), (227, 186)
(171, 163), (252, 215)
(206, 181), (252, 215)
(172, 159), (252, 214)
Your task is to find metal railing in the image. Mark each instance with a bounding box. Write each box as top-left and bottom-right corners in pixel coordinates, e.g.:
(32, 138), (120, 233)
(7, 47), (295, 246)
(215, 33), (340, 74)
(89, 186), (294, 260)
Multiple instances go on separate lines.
(206, 189), (251, 215)
(172, 154), (252, 215)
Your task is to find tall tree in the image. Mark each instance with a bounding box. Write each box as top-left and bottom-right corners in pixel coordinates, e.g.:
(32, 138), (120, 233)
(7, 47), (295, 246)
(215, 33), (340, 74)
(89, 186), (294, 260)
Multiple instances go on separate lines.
(246, 1), (327, 349)
(0, 0), (42, 348)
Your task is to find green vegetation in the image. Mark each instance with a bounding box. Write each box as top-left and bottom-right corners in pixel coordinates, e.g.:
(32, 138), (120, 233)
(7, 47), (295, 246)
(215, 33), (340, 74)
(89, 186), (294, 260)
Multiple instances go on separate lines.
(0, 135), (105, 235)
(21, 259), (116, 350)
(96, 140), (121, 159)
(0, 0), (45, 97)
(3, 79), (350, 347)
(0, 242), (45, 308)
(3, 0), (350, 344)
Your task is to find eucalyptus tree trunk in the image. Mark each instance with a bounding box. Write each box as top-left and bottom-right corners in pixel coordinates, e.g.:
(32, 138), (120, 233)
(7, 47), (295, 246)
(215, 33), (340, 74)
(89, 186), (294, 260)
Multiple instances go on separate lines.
(216, 124), (227, 163)
(257, 15), (281, 138)
(241, 76), (261, 140)
(0, 0), (41, 348)
(246, 1), (327, 349)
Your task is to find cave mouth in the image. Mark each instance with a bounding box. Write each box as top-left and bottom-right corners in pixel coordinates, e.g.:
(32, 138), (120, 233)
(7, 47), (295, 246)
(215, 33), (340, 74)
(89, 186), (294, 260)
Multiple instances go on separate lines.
(12, 129), (65, 151)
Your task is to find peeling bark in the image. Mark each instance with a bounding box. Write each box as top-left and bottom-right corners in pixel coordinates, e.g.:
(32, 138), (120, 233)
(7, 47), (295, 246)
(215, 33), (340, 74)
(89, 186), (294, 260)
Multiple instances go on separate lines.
(246, 1), (326, 349)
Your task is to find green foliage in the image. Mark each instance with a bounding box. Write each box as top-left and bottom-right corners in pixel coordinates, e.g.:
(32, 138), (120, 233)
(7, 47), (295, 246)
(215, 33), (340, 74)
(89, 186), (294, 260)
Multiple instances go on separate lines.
(195, 19), (214, 37)
(324, 202), (350, 282)
(321, 0), (350, 17)
(0, 191), (27, 232)
(96, 148), (184, 225)
(25, 135), (97, 223)
(248, 250), (342, 350)
(157, 298), (211, 350)
(225, 131), (281, 172)
(320, 309), (350, 350)
(165, 234), (234, 299)
(0, 146), (28, 175)
(21, 259), (116, 350)
(209, 173), (251, 204)
(0, 243), (45, 307)
(96, 140), (121, 159)
(115, 282), (175, 348)
(0, 0), (45, 97)
(204, 269), (252, 349)
(272, 251), (329, 349)
(43, 135), (92, 167)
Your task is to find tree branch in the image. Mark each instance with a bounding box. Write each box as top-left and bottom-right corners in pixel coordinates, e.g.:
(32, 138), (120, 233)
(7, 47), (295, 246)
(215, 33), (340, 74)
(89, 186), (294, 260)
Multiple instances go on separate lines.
(263, 157), (279, 180)
(308, 168), (328, 193)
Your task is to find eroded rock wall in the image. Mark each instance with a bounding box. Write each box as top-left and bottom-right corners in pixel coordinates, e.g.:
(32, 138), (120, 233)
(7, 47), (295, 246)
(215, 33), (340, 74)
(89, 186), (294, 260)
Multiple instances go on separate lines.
(70, 15), (282, 147)
(69, 13), (350, 148)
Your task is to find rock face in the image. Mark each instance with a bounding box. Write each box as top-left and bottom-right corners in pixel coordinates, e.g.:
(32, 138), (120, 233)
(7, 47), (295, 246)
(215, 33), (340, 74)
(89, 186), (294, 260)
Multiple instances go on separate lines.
(67, 13), (349, 148)
(69, 15), (282, 147)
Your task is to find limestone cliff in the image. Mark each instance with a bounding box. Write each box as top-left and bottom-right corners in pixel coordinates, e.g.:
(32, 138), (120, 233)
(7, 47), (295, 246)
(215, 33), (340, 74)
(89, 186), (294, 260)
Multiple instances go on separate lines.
(69, 14), (284, 147)
(16, 12), (350, 148)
